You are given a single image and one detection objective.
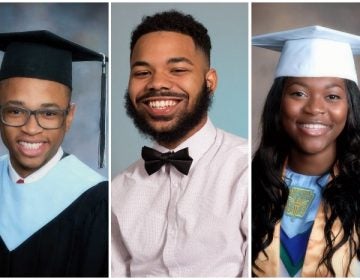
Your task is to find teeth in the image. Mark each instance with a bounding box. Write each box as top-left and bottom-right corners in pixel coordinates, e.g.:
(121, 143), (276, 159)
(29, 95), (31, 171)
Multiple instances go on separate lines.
(149, 100), (177, 109)
(19, 141), (42, 150)
(301, 123), (328, 129)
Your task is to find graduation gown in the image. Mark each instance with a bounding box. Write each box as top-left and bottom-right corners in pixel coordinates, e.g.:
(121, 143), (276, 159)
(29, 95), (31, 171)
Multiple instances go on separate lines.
(0, 154), (108, 277)
(254, 204), (360, 277)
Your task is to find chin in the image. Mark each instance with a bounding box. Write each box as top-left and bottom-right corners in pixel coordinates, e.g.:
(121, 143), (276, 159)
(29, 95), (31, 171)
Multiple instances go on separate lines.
(148, 120), (178, 132)
(18, 157), (47, 170)
(296, 144), (329, 155)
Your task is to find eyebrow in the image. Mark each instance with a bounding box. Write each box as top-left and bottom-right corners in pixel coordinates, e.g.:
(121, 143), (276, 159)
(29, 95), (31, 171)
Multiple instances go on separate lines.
(131, 61), (150, 69)
(167, 57), (194, 65)
(39, 103), (63, 109)
(3, 100), (62, 109)
(131, 57), (194, 69)
(285, 81), (345, 90)
(3, 100), (24, 106)
(324, 83), (345, 90)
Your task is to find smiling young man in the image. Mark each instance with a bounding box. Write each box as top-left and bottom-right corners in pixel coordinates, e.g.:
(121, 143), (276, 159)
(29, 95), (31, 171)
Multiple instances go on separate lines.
(1, 78), (74, 177)
(0, 31), (108, 277)
(111, 10), (249, 277)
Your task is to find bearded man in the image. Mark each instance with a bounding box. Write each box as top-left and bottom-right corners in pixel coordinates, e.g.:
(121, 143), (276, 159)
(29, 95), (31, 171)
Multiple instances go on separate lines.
(111, 10), (248, 277)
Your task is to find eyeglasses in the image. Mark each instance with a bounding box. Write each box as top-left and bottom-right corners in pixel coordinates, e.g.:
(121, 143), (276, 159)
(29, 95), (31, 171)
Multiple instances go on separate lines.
(0, 105), (70, 129)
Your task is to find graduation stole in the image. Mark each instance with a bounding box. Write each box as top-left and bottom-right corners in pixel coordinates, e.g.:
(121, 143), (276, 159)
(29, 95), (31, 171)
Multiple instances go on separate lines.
(0, 154), (105, 251)
(253, 162), (360, 277)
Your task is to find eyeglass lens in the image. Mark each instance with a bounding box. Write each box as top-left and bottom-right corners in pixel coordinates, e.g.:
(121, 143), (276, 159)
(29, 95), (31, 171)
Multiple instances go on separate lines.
(0, 106), (68, 129)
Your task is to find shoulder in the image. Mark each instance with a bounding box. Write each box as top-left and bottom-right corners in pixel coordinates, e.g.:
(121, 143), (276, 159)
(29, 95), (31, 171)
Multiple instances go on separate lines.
(112, 159), (144, 185)
(111, 159), (149, 204)
(81, 181), (108, 202)
(214, 127), (248, 163)
(60, 154), (106, 183)
(220, 129), (247, 148)
(0, 154), (8, 165)
(70, 181), (108, 218)
(76, 181), (108, 205)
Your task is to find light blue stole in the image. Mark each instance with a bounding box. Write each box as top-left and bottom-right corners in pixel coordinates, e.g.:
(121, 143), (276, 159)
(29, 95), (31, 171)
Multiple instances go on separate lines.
(282, 168), (328, 238)
(0, 154), (105, 251)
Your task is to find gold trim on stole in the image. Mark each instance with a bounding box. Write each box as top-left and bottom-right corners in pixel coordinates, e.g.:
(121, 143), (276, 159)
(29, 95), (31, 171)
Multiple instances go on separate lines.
(253, 204), (359, 277)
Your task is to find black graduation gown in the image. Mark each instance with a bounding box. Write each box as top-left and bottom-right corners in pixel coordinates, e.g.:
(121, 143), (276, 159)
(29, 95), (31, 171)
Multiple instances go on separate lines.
(0, 181), (108, 277)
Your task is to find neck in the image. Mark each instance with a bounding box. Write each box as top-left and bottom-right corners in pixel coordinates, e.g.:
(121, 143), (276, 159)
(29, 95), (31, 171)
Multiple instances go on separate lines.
(288, 145), (336, 176)
(11, 159), (38, 178)
(10, 148), (63, 179)
(158, 116), (207, 150)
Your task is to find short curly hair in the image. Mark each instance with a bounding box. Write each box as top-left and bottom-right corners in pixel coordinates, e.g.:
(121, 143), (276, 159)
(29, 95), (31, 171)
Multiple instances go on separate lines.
(130, 10), (211, 65)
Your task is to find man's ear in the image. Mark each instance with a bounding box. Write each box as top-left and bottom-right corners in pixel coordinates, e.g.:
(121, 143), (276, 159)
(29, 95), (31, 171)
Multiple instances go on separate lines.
(205, 68), (217, 94)
(65, 103), (76, 132)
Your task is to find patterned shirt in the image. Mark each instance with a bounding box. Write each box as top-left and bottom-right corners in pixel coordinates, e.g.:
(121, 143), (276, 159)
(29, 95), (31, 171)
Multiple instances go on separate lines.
(112, 119), (248, 277)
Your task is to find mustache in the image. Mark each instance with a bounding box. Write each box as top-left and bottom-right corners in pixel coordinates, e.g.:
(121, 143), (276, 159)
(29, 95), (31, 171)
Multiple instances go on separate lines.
(136, 91), (188, 103)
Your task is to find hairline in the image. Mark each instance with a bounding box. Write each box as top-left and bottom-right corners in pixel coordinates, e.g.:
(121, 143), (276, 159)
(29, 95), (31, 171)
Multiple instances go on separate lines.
(130, 30), (210, 68)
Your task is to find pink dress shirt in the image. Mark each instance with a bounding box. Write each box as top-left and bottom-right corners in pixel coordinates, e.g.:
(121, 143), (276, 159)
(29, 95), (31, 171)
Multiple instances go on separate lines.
(112, 119), (248, 277)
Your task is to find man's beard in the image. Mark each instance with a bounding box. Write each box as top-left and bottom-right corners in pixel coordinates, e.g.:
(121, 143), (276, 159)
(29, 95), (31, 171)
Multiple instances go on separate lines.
(125, 82), (213, 145)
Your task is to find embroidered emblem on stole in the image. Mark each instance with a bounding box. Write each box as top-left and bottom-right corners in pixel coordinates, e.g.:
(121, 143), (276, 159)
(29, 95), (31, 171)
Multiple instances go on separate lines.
(284, 187), (315, 218)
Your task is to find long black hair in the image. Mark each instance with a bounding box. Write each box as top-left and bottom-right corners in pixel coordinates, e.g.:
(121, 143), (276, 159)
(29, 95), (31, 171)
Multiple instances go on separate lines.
(252, 77), (360, 276)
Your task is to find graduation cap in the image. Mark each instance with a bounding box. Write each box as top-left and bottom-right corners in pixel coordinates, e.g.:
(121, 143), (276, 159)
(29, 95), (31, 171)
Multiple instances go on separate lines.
(0, 30), (107, 168)
(252, 25), (360, 84)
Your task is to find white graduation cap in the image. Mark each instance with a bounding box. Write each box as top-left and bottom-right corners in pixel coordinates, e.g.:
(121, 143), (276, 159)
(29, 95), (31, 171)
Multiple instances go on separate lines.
(252, 25), (360, 84)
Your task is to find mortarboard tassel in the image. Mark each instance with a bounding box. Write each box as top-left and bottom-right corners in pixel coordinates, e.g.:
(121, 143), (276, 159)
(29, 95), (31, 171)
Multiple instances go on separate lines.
(99, 53), (107, 168)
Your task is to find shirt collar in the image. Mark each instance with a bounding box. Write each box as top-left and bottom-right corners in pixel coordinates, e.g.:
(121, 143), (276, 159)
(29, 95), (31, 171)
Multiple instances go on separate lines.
(153, 117), (217, 167)
(8, 147), (64, 184)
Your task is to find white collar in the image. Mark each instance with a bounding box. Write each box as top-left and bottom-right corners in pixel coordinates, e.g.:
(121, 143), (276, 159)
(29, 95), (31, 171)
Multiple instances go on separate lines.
(153, 117), (217, 167)
(8, 147), (64, 184)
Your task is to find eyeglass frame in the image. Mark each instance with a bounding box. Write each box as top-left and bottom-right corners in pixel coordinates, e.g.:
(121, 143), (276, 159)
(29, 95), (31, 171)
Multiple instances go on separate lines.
(0, 104), (71, 130)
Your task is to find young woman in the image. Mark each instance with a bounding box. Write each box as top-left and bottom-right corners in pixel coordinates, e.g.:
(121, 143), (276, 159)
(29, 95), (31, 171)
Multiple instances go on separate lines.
(252, 26), (360, 277)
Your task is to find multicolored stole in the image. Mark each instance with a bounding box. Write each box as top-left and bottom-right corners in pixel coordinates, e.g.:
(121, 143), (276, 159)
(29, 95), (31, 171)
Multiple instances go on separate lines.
(280, 169), (328, 276)
(254, 167), (360, 277)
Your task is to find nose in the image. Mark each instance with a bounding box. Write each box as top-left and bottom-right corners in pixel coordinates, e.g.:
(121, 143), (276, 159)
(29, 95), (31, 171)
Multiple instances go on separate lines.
(21, 114), (43, 135)
(303, 95), (326, 115)
(145, 71), (172, 91)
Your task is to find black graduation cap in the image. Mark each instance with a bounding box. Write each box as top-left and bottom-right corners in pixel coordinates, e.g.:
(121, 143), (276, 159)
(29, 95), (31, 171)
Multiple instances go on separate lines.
(0, 30), (108, 168)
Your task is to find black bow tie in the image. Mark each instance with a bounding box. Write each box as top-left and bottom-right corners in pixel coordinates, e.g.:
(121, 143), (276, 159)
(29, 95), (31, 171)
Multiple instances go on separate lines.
(141, 146), (193, 175)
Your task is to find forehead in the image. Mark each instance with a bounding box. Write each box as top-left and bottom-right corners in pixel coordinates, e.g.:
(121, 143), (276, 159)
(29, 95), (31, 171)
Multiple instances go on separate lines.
(0, 77), (70, 104)
(131, 31), (205, 65)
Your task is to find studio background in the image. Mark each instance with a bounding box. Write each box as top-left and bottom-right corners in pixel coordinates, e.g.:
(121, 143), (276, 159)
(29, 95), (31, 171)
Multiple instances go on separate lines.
(111, 3), (248, 177)
(0, 3), (108, 177)
(252, 3), (360, 154)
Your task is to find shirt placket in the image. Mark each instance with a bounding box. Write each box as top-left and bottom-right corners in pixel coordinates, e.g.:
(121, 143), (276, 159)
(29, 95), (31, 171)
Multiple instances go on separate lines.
(162, 165), (182, 276)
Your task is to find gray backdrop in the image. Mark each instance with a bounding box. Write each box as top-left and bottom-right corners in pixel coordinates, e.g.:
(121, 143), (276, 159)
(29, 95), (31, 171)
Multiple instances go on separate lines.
(111, 3), (248, 178)
(252, 3), (360, 154)
(0, 3), (108, 177)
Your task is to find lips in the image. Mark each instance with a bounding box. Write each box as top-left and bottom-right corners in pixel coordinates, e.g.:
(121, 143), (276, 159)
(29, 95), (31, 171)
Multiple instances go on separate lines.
(148, 99), (178, 109)
(17, 140), (47, 157)
(139, 96), (184, 117)
(297, 122), (331, 136)
(19, 141), (43, 150)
